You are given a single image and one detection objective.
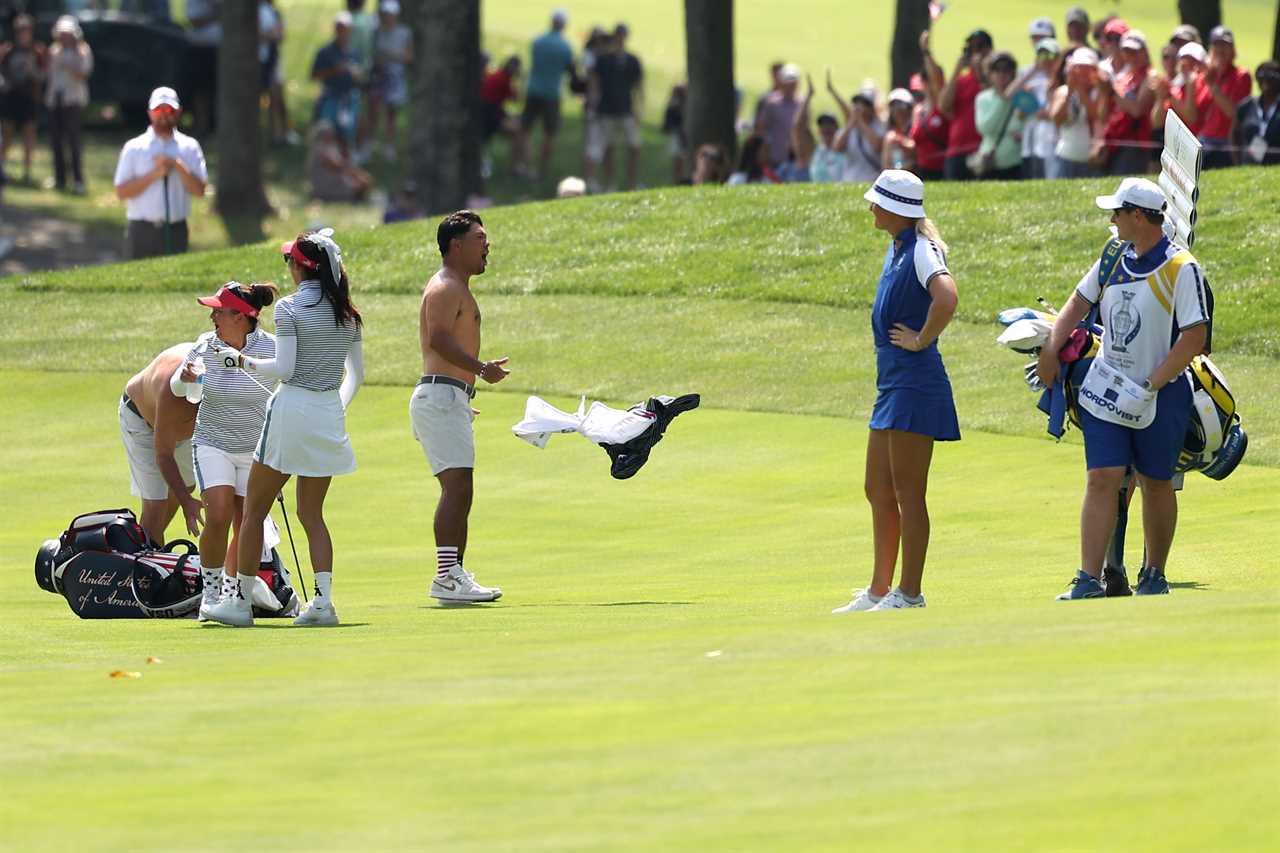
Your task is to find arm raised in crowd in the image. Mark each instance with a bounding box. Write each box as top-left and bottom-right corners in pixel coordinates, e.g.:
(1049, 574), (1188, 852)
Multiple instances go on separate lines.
(791, 75), (817, 167)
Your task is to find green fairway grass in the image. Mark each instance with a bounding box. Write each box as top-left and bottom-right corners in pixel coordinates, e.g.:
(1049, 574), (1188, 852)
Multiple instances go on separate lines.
(3, 167), (1277, 847)
(1, 371), (1277, 851)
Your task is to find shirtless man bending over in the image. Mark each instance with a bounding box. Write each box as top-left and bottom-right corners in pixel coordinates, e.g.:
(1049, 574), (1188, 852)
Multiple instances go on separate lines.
(409, 209), (510, 603)
(120, 343), (201, 544)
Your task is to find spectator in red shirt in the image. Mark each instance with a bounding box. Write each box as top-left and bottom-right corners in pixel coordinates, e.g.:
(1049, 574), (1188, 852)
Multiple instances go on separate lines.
(1158, 42), (1210, 137)
(940, 28), (992, 180)
(1103, 31), (1155, 175)
(481, 55), (522, 170)
(1199, 26), (1252, 168)
(913, 32), (950, 181)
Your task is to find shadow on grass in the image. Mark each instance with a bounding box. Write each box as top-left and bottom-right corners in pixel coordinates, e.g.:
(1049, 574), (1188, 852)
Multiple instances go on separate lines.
(197, 622), (372, 629)
(1168, 581), (1210, 591)
(506, 601), (697, 608)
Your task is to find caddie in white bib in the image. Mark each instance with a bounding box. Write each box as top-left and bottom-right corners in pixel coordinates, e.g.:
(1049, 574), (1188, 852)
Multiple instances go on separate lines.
(1078, 357), (1157, 429)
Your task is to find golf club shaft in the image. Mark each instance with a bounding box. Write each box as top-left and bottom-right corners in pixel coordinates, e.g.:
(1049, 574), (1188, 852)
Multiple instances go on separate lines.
(276, 493), (308, 603)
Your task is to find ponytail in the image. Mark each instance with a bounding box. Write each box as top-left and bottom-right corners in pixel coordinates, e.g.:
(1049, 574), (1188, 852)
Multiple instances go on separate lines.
(316, 260), (362, 328)
(915, 217), (949, 258)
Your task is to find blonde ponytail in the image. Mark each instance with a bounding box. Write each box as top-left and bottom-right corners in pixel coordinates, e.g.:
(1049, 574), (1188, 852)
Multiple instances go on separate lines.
(915, 217), (949, 257)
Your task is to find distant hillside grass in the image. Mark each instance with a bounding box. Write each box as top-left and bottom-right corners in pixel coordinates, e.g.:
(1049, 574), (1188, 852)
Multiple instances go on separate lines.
(8, 168), (1280, 357)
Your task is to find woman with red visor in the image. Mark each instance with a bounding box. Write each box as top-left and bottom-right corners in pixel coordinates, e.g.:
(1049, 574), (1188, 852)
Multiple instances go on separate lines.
(202, 231), (364, 628)
(172, 282), (280, 618)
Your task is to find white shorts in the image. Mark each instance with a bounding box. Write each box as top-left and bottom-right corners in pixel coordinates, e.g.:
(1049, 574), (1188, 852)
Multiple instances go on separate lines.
(409, 383), (475, 475)
(193, 444), (254, 496)
(119, 397), (195, 501)
(587, 115), (641, 162)
(254, 384), (356, 478)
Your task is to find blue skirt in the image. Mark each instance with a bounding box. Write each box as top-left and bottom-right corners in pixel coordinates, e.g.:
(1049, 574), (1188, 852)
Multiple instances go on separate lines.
(869, 387), (961, 441)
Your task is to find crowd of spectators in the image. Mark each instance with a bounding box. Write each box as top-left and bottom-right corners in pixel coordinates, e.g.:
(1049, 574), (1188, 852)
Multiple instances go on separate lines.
(3, 3), (1278, 217)
(714, 8), (1278, 190)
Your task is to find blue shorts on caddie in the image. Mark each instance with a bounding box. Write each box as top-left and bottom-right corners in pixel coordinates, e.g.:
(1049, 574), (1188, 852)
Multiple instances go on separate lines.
(1079, 376), (1192, 480)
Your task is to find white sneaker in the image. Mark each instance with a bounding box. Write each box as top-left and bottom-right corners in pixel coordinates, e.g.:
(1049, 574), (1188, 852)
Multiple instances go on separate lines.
(201, 593), (254, 627)
(197, 577), (222, 622)
(870, 589), (926, 610)
(293, 599), (340, 627)
(831, 588), (883, 614)
(430, 566), (502, 602)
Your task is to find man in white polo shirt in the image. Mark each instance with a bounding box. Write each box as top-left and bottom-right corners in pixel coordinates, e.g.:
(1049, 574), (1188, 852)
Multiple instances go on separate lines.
(1037, 177), (1210, 599)
(113, 86), (208, 260)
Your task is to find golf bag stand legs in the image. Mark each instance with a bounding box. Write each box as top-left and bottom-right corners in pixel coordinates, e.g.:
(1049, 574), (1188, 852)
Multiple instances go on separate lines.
(1102, 469), (1136, 597)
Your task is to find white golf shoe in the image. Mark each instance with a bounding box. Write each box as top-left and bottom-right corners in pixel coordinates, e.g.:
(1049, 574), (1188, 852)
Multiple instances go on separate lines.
(293, 599), (340, 627)
(201, 592), (254, 627)
(197, 575), (223, 622)
(831, 588), (883, 614)
(430, 566), (502, 603)
(870, 588), (926, 610)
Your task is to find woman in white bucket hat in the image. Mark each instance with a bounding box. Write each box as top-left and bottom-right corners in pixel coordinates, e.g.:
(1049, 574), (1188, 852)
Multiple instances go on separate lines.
(833, 169), (960, 613)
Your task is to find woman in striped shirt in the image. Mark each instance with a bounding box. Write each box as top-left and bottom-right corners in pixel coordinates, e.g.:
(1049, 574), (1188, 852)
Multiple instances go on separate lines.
(202, 231), (364, 628)
(174, 282), (280, 618)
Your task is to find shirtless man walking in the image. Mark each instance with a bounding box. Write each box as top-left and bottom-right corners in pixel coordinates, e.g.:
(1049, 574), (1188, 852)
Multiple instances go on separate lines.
(120, 342), (201, 544)
(410, 210), (510, 603)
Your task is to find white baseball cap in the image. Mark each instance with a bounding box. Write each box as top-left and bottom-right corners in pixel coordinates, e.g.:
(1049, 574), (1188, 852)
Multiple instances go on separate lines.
(864, 169), (926, 218)
(1177, 41), (1207, 64)
(778, 63), (801, 84)
(1119, 31), (1147, 51)
(557, 176), (586, 198)
(380, 0), (400, 14)
(334, 10), (353, 27)
(1065, 48), (1099, 69)
(887, 88), (913, 107)
(1028, 17), (1056, 39)
(1095, 177), (1167, 214)
(148, 86), (180, 111)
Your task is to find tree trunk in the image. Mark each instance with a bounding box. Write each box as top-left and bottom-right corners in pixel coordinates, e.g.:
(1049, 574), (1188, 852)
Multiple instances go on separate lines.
(216, 0), (271, 241)
(409, 0), (482, 215)
(1177, 0), (1222, 41)
(1273, 0), (1279, 61)
(684, 0), (736, 164)
(891, 0), (931, 89)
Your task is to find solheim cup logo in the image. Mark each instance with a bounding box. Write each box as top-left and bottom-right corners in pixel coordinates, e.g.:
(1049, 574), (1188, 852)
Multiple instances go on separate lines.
(1109, 291), (1141, 353)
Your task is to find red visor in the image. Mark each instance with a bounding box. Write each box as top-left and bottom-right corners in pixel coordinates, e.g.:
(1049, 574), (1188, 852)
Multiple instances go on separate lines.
(281, 240), (320, 270)
(197, 285), (258, 317)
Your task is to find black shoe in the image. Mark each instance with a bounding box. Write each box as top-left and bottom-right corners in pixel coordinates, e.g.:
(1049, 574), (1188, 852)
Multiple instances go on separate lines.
(1103, 565), (1132, 597)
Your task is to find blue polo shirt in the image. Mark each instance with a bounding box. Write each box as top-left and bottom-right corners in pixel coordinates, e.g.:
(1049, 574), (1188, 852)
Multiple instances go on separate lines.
(527, 30), (573, 101)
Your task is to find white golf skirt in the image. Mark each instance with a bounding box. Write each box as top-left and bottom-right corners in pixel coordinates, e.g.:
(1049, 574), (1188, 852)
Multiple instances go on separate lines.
(254, 384), (356, 478)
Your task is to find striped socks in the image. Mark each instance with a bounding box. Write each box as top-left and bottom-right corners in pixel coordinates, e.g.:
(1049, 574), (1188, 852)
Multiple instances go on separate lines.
(436, 546), (458, 582)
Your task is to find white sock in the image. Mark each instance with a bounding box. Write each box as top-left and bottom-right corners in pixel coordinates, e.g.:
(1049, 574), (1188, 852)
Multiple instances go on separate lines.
(314, 571), (332, 603)
(236, 574), (255, 603)
(201, 566), (223, 592)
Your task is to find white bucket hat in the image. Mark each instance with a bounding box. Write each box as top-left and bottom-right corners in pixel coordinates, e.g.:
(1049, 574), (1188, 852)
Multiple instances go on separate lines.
(864, 169), (926, 218)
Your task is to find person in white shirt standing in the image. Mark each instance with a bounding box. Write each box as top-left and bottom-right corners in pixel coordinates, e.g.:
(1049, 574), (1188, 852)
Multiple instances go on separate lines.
(112, 86), (207, 260)
(1037, 178), (1210, 599)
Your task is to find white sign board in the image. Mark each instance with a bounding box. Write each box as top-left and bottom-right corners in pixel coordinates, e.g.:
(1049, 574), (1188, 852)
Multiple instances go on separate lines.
(1159, 109), (1202, 248)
